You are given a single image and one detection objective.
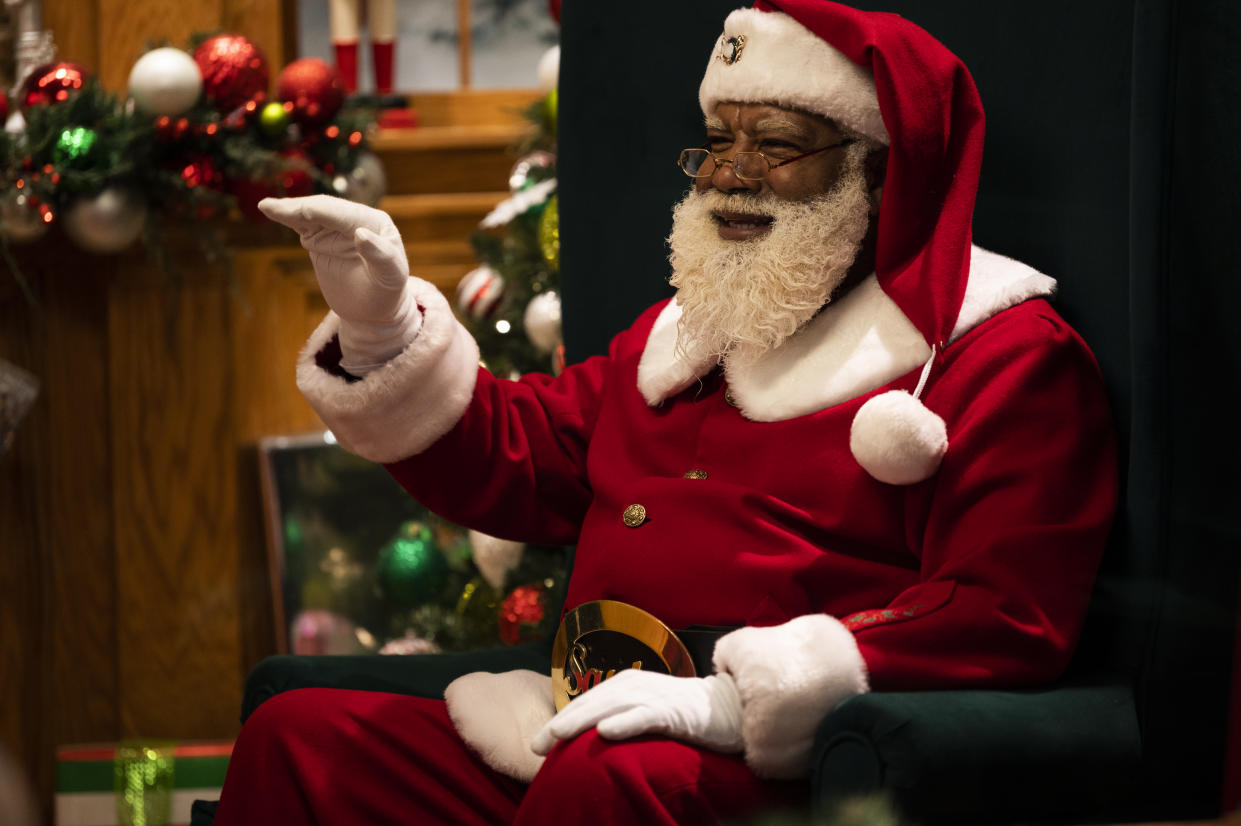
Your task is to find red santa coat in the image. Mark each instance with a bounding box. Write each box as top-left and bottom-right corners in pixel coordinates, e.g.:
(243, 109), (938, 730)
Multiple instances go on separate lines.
(296, 244), (1117, 780)
(294, 2), (1116, 783)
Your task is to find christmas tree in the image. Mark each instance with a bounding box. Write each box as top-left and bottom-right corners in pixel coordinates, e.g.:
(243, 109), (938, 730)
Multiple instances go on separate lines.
(287, 46), (569, 658)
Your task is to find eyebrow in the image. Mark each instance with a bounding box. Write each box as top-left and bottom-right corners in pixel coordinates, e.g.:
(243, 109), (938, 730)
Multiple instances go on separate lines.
(702, 115), (818, 143)
(752, 118), (816, 142)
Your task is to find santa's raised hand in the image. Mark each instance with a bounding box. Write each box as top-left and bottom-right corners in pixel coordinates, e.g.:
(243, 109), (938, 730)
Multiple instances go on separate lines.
(259, 195), (422, 375)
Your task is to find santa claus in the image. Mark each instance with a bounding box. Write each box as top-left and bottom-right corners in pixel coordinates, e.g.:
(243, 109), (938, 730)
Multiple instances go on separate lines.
(212, 1), (1116, 823)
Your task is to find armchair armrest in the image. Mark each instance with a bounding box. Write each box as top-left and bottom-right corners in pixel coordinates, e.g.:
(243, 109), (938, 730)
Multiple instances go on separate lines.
(240, 637), (554, 722)
(811, 684), (1142, 824)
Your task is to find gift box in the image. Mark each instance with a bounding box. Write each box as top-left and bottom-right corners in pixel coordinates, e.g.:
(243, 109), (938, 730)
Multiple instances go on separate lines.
(55, 741), (232, 826)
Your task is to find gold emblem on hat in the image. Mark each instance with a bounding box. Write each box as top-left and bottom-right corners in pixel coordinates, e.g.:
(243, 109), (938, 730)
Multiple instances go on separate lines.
(551, 600), (696, 710)
(716, 34), (746, 65)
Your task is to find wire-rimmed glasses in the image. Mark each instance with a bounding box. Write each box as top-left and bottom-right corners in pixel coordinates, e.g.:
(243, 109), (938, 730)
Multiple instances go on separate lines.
(677, 141), (853, 182)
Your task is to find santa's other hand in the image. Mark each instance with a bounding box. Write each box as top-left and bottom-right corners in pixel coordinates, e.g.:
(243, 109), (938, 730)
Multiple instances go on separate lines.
(531, 670), (744, 755)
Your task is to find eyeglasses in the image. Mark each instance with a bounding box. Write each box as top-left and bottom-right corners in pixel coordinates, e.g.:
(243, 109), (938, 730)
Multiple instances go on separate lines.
(677, 141), (853, 182)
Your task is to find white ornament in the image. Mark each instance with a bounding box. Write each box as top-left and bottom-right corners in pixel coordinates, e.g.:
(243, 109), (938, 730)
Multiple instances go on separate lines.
(455, 265), (507, 320)
(537, 45), (560, 91)
(128, 47), (203, 116)
(480, 178), (557, 230)
(0, 191), (48, 244)
(62, 187), (147, 254)
(523, 290), (562, 353)
(332, 151), (387, 207)
(508, 150), (556, 193)
(468, 530), (525, 590)
(379, 633), (442, 656)
(849, 390), (947, 485)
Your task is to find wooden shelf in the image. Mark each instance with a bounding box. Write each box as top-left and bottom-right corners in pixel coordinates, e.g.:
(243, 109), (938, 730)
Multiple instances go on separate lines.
(371, 123), (530, 151)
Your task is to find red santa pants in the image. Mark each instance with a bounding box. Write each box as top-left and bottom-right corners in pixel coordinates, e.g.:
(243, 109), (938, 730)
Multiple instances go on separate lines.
(213, 687), (805, 825)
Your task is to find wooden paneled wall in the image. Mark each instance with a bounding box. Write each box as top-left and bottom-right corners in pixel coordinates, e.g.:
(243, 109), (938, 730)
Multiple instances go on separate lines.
(0, 3), (542, 820)
(0, 237), (328, 820)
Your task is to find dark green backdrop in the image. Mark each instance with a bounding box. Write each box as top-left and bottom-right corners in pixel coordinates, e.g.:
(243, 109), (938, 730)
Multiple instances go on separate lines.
(556, 0), (1241, 817)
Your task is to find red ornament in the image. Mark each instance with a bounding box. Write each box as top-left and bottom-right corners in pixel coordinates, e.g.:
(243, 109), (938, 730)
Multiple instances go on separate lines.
(174, 154), (226, 220)
(179, 154), (224, 190)
(20, 62), (91, 110)
(548, 0), (562, 23)
(276, 58), (345, 126)
(193, 35), (269, 113)
(232, 148), (316, 221)
(0, 90), (8, 123)
(497, 584), (547, 646)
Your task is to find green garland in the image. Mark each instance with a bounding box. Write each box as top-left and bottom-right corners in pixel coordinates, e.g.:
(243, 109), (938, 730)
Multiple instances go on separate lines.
(0, 39), (377, 299)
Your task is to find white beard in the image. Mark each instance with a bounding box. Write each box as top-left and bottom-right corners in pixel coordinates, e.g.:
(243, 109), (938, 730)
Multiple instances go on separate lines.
(667, 143), (872, 365)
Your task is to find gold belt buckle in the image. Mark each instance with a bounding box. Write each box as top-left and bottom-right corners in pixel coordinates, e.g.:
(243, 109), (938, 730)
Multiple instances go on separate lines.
(550, 600), (697, 710)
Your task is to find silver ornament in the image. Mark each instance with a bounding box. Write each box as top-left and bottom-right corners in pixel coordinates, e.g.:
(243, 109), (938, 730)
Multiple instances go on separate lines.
(127, 47), (203, 116)
(523, 290), (562, 353)
(0, 190), (48, 244)
(62, 187), (147, 254)
(333, 151), (387, 207)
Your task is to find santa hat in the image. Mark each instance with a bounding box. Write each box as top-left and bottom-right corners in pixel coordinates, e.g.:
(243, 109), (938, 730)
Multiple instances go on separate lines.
(696, 1), (986, 485)
(699, 7), (889, 146)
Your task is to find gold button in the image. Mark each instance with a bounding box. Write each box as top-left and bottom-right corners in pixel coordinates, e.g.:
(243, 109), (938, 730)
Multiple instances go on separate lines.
(724, 388), (739, 408)
(683, 469), (708, 480)
(622, 504), (647, 527)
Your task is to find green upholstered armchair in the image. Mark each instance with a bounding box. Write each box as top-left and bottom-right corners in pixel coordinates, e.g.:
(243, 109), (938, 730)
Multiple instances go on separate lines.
(204, 2), (1240, 823)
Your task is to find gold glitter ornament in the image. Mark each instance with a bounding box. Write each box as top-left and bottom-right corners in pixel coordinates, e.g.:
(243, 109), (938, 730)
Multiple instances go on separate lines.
(258, 101), (290, 136)
(538, 193), (559, 272)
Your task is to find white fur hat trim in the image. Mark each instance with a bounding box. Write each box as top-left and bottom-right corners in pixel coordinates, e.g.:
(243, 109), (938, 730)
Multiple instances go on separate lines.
(699, 8), (889, 145)
(850, 390), (947, 485)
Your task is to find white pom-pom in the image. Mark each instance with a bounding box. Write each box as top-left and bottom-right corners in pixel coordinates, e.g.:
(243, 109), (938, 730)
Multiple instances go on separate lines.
(469, 530), (526, 589)
(849, 390), (947, 485)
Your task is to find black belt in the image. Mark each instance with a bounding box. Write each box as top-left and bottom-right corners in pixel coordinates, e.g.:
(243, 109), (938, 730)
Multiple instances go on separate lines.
(675, 625), (739, 677)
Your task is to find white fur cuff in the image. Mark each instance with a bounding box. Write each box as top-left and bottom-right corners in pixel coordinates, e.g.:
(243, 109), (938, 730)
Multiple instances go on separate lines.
(712, 615), (869, 778)
(296, 278), (481, 463)
(445, 669), (555, 783)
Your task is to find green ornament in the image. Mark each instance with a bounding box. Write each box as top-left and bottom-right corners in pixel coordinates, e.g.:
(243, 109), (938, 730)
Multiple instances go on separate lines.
(539, 193), (560, 272)
(376, 521), (447, 607)
(545, 87), (558, 134)
(258, 101), (290, 137)
(53, 126), (99, 169)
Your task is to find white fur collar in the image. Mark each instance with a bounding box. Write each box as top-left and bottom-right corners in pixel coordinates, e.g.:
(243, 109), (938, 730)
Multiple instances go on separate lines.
(636, 244), (1056, 421)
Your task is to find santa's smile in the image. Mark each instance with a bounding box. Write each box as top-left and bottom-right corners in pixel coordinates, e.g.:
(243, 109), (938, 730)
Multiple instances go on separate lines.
(712, 210), (774, 241)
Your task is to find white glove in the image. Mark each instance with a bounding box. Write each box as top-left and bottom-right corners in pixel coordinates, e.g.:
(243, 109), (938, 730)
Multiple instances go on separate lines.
(530, 669), (744, 755)
(258, 194), (422, 375)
